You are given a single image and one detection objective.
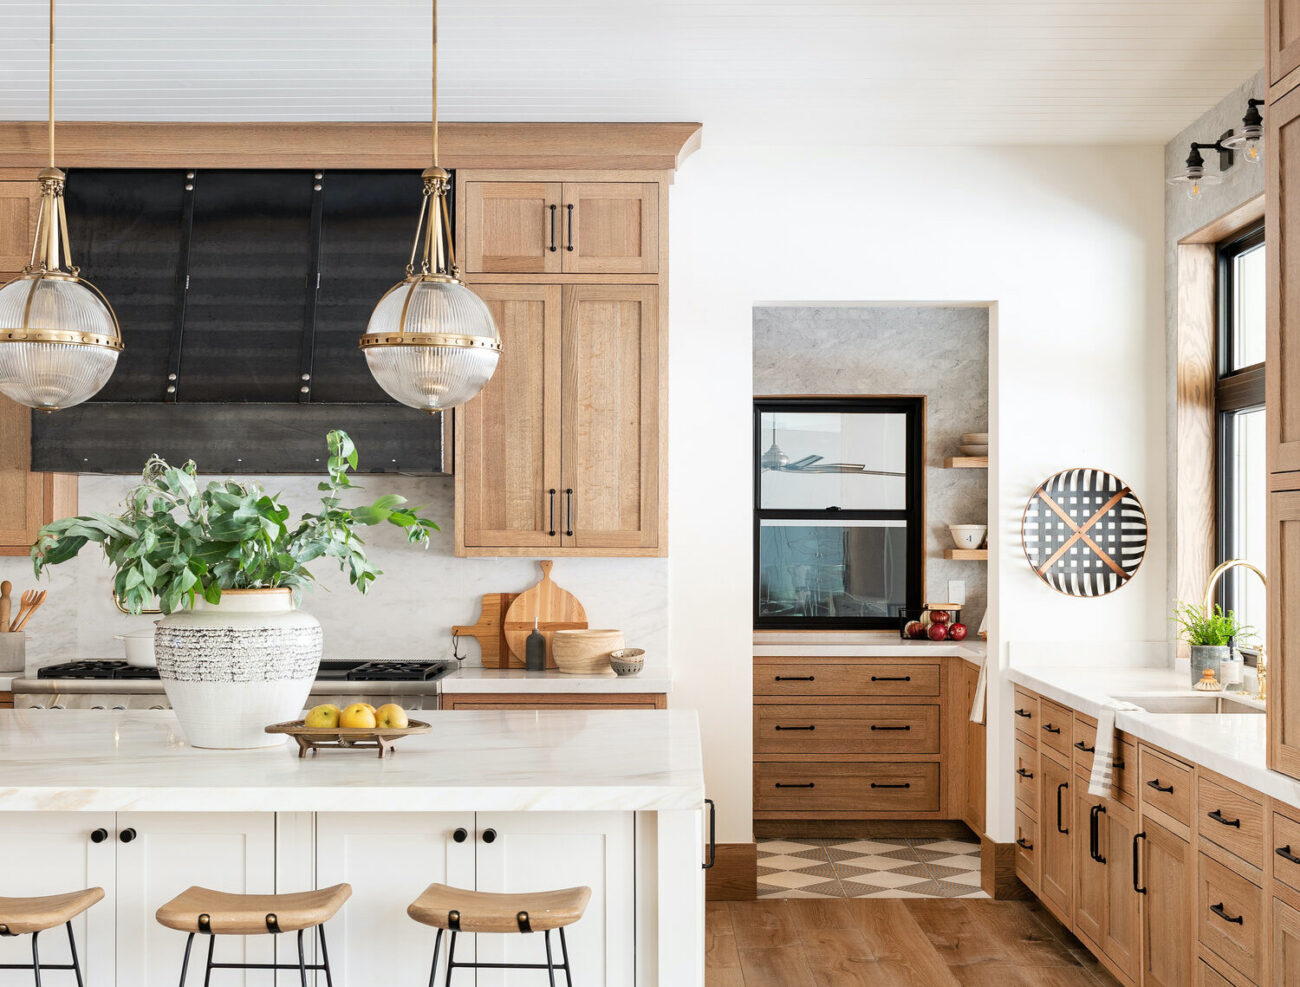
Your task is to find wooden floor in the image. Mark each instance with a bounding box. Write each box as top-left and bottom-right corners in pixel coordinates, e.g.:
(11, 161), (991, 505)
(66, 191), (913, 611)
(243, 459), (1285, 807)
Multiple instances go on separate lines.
(707, 897), (1121, 986)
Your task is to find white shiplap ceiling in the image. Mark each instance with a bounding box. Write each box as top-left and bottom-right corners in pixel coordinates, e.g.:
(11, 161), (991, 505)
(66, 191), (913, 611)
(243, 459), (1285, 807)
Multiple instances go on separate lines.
(0, 0), (1265, 145)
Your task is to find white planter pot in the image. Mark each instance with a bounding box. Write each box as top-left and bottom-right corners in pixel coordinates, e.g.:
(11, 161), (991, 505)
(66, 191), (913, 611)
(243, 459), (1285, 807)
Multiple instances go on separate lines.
(154, 588), (322, 749)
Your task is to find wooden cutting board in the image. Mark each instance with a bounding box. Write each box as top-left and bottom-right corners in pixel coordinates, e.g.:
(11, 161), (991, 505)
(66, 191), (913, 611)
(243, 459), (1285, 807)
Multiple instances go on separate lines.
(452, 593), (517, 668)
(503, 561), (588, 668)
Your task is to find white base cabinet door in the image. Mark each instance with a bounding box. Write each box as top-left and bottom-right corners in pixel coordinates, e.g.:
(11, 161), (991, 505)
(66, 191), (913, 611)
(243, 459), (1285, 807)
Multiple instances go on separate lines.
(115, 812), (277, 987)
(0, 813), (115, 986)
(475, 811), (635, 987)
(315, 812), (475, 987)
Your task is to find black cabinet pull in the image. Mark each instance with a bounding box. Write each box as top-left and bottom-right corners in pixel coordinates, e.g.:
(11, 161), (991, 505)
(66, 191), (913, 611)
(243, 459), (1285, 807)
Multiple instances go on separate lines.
(564, 488), (574, 536)
(90, 828), (109, 844)
(1043, 723), (1061, 735)
(1016, 767), (1034, 779)
(1132, 832), (1147, 894)
(1210, 903), (1244, 925)
(548, 204), (557, 252)
(119, 828), (137, 844)
(452, 828), (468, 843)
(870, 782), (911, 789)
(774, 725), (815, 731)
(1207, 809), (1241, 829)
(1056, 782), (1069, 834)
(775, 675), (815, 682)
(870, 725), (911, 731)
(1016, 837), (1033, 850)
(1113, 758), (1126, 770)
(703, 798), (716, 871)
(1277, 844), (1300, 865)
(1146, 779), (1174, 794)
(482, 828), (498, 844)
(1014, 708), (1031, 718)
(547, 488), (557, 537)
(871, 676), (911, 682)
(775, 782), (815, 789)
(565, 203), (574, 251)
(1074, 740), (1095, 753)
(1089, 804), (1107, 863)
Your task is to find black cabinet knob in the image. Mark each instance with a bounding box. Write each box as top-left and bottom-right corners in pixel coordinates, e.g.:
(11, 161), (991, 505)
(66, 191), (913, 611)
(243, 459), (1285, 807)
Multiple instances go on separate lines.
(452, 828), (468, 843)
(482, 828), (498, 844)
(119, 828), (137, 844)
(90, 828), (109, 844)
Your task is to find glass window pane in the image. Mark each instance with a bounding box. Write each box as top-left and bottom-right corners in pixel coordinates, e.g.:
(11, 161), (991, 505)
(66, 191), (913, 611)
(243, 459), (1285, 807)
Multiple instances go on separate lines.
(1232, 243), (1266, 370)
(1226, 407), (1267, 648)
(757, 519), (908, 619)
(758, 411), (907, 510)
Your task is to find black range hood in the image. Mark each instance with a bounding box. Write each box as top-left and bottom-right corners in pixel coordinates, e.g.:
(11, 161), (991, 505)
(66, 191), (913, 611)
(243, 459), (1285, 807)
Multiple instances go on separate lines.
(32, 168), (449, 475)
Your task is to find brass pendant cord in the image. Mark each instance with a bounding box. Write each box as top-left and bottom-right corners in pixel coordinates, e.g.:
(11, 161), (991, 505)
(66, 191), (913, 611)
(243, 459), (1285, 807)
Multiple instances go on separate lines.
(48, 0), (55, 168)
(403, 0), (455, 280)
(431, 0), (438, 169)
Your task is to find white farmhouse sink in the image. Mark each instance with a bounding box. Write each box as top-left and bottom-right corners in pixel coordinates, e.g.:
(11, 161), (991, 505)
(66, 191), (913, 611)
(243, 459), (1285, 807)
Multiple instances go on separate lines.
(1110, 694), (1263, 715)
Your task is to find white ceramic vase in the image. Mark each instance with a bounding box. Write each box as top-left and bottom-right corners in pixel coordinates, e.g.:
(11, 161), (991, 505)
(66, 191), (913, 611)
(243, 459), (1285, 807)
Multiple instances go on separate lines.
(154, 588), (322, 749)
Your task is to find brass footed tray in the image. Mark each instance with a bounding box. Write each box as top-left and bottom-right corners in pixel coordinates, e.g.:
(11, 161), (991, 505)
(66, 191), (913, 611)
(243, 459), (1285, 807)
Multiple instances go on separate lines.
(265, 719), (432, 759)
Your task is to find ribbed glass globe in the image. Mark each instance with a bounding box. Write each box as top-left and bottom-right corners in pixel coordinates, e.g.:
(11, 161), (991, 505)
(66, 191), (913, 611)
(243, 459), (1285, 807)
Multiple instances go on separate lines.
(0, 274), (121, 411)
(361, 277), (501, 412)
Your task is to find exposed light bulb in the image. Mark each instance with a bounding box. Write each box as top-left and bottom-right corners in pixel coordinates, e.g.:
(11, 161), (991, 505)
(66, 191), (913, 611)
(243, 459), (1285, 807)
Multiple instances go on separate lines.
(1244, 140), (1262, 164)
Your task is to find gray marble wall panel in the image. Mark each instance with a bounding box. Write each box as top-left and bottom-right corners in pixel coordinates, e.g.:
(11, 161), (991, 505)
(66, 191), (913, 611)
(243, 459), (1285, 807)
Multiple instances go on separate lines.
(753, 304), (989, 629)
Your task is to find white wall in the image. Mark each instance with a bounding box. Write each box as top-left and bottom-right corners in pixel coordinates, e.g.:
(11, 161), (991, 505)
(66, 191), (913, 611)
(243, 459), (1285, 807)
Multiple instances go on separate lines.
(669, 141), (1166, 844)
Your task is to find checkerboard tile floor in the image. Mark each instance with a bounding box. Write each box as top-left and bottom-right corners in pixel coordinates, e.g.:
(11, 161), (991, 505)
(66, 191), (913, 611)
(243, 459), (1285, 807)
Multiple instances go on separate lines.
(757, 837), (987, 899)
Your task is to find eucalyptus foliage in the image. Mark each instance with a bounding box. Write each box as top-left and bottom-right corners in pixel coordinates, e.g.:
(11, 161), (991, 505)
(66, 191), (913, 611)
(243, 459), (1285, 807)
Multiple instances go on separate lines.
(1171, 600), (1252, 648)
(30, 431), (438, 614)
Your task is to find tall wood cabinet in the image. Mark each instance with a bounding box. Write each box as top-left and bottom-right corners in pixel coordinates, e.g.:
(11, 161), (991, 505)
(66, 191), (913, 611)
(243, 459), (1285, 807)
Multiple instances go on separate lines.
(455, 176), (669, 557)
(1270, 0), (1300, 98)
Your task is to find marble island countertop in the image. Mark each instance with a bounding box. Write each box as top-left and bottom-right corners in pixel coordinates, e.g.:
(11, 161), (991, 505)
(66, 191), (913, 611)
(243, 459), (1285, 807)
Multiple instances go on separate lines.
(754, 632), (986, 663)
(0, 708), (704, 813)
(1010, 665), (1299, 808)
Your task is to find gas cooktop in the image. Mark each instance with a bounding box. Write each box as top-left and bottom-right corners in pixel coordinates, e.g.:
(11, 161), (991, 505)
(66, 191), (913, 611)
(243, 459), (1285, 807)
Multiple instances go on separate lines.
(37, 659), (457, 682)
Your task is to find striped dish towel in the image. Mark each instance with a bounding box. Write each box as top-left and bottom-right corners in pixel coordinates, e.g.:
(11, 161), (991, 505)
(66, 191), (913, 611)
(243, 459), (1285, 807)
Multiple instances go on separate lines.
(1088, 700), (1142, 797)
(968, 662), (987, 725)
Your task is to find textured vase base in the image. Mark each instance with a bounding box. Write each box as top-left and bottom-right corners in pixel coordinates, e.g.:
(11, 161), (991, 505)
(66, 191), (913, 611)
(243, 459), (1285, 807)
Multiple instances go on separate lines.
(162, 678), (314, 750)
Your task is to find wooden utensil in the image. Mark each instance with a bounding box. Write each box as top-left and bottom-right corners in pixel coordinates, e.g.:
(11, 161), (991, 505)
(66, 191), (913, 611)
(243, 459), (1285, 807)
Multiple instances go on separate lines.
(503, 561), (588, 668)
(0, 582), (9, 633)
(452, 593), (518, 668)
(11, 590), (46, 633)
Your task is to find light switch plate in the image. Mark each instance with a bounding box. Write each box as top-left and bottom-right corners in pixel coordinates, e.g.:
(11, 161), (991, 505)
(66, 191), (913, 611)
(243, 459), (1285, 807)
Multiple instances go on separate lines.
(948, 580), (966, 606)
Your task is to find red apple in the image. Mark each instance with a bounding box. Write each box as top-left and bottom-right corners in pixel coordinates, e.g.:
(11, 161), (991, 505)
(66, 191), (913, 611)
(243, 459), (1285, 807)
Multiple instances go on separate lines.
(929, 610), (951, 625)
(948, 622), (968, 641)
(903, 620), (925, 639)
(927, 623), (948, 642)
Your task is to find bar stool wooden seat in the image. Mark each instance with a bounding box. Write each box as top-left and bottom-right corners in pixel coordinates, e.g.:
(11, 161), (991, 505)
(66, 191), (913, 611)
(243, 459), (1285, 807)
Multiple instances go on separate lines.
(0, 887), (103, 985)
(407, 883), (590, 986)
(156, 883), (350, 986)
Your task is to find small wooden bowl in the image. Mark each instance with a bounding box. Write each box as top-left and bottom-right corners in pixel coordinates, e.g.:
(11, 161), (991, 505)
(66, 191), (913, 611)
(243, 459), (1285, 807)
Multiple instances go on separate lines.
(265, 719), (432, 758)
(552, 629), (623, 674)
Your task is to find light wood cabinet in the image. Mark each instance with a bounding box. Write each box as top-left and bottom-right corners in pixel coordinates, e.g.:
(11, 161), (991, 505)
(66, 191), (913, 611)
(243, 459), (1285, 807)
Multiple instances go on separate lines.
(560, 183), (658, 274)
(958, 658), (985, 835)
(1073, 785), (1107, 950)
(1101, 795), (1140, 980)
(0, 397), (77, 556)
(464, 182), (564, 274)
(1272, 488), (1300, 779)
(1269, 0), (1300, 96)
(1038, 752), (1073, 923)
(1276, 895), (1300, 985)
(1268, 85), (1300, 478)
(0, 173), (39, 272)
(1138, 815), (1194, 987)
(441, 692), (666, 710)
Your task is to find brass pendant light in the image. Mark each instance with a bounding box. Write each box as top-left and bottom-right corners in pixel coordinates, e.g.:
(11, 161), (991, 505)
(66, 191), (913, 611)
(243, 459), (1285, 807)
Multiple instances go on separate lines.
(359, 0), (501, 413)
(0, 0), (122, 412)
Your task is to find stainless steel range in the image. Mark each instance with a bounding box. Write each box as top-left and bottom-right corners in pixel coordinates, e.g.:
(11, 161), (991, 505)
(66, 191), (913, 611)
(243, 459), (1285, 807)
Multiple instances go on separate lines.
(11, 659), (457, 711)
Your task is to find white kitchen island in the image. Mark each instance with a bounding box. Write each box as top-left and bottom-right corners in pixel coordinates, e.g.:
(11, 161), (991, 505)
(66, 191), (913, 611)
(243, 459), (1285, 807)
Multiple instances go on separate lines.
(0, 708), (706, 986)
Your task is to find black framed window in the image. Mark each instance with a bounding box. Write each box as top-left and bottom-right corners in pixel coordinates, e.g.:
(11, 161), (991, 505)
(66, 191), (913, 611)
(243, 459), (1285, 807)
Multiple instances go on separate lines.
(1216, 221), (1266, 653)
(754, 397), (924, 629)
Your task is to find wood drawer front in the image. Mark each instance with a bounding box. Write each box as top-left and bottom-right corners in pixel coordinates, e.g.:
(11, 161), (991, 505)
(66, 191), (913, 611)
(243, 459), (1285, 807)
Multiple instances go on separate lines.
(1273, 811), (1300, 894)
(754, 761), (940, 813)
(1072, 713), (1098, 775)
(754, 705), (939, 755)
(1139, 746), (1193, 825)
(1197, 777), (1264, 868)
(1197, 853), (1263, 983)
(754, 662), (939, 698)
(1014, 740), (1038, 813)
(1015, 805), (1038, 890)
(1196, 958), (1240, 987)
(1039, 699), (1073, 758)
(1013, 687), (1039, 744)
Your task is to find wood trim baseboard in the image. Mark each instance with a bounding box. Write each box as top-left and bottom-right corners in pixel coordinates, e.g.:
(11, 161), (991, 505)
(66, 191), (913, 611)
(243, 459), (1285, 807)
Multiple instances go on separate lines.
(981, 835), (1032, 900)
(753, 820), (974, 840)
(706, 843), (758, 901)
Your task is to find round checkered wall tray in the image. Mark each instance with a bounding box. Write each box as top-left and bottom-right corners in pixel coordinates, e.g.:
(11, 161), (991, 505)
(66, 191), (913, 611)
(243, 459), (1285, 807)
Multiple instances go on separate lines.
(1021, 468), (1147, 597)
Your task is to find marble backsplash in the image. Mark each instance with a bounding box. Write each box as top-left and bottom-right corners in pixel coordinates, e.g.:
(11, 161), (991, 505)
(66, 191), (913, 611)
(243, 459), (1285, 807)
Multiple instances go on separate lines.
(0, 473), (669, 671)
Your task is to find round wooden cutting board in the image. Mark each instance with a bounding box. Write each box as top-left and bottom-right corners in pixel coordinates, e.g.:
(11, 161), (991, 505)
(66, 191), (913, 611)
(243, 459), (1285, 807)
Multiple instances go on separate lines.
(502, 560), (589, 667)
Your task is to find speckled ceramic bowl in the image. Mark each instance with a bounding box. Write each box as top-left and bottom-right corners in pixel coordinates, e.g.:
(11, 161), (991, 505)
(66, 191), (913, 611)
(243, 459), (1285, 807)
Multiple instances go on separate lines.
(609, 648), (646, 676)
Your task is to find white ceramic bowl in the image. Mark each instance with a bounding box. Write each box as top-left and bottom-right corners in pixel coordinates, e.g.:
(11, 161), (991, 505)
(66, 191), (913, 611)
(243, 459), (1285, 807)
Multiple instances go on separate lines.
(949, 524), (987, 550)
(115, 627), (157, 667)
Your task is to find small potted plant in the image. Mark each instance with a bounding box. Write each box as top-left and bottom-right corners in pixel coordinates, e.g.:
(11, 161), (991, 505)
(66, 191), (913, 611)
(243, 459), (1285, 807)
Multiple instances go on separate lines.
(1171, 601), (1251, 688)
(31, 431), (437, 749)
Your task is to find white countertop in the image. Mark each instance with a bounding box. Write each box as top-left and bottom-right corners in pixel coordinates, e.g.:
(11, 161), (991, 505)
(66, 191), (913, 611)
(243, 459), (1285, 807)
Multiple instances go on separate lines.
(0, 676), (14, 692)
(0, 708), (704, 813)
(1010, 665), (1300, 810)
(754, 632), (985, 663)
(440, 666), (673, 694)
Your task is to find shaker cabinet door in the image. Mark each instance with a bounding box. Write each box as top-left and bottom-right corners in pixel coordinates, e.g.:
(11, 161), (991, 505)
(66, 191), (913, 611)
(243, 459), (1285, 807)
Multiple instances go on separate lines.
(1270, 0), (1300, 92)
(464, 182), (563, 274)
(1037, 754), (1073, 924)
(1138, 816), (1193, 987)
(1267, 84), (1300, 476)
(0, 175), (39, 272)
(560, 183), (658, 274)
(1270, 488), (1300, 779)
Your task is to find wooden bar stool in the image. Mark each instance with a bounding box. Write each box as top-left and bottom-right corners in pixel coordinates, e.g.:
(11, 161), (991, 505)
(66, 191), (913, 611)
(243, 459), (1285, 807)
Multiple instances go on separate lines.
(407, 883), (590, 986)
(0, 888), (104, 985)
(155, 883), (350, 986)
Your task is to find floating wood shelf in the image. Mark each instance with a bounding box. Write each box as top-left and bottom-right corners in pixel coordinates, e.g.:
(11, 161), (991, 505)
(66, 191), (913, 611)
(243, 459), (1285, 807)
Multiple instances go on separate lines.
(944, 549), (988, 560)
(944, 457), (989, 469)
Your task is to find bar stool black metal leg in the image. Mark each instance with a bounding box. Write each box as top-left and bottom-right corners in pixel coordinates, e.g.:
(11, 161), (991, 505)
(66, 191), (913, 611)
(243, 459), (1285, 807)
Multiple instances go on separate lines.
(318, 923), (335, 987)
(297, 928), (308, 987)
(544, 930), (557, 987)
(426, 928), (443, 987)
(30, 929), (41, 987)
(177, 932), (194, 987)
(202, 934), (215, 987)
(64, 922), (84, 987)
(559, 926), (573, 987)
(443, 930), (457, 987)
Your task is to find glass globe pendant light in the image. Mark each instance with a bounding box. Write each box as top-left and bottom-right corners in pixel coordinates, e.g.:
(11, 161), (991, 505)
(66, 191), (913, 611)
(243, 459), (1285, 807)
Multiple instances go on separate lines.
(359, 0), (501, 412)
(0, 0), (122, 412)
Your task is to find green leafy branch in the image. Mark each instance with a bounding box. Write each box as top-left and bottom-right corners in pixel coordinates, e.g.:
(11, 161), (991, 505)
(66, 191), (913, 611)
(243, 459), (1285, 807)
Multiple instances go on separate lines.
(1171, 601), (1252, 648)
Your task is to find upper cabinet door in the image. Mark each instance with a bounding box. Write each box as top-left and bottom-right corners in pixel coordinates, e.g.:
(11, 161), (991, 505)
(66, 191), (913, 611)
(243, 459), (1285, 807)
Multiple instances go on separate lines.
(1270, 488), (1300, 779)
(464, 182), (563, 274)
(561, 285), (661, 551)
(459, 284), (564, 549)
(1271, 0), (1300, 93)
(561, 183), (658, 274)
(0, 174), (39, 273)
(1268, 85), (1300, 474)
